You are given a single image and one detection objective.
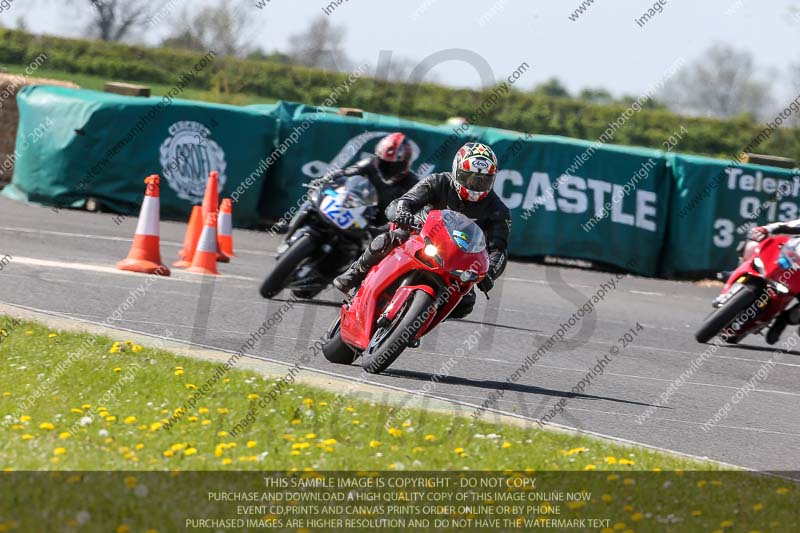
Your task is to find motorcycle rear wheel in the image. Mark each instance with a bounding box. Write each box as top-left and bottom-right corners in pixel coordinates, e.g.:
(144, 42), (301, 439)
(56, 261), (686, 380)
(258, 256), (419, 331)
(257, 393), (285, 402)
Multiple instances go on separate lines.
(695, 285), (761, 343)
(361, 290), (435, 375)
(259, 235), (317, 299)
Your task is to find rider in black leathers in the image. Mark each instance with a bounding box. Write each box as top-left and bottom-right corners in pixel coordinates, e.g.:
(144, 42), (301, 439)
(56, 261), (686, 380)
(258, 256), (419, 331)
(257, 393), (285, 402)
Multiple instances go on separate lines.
(316, 132), (419, 229)
(334, 142), (511, 319)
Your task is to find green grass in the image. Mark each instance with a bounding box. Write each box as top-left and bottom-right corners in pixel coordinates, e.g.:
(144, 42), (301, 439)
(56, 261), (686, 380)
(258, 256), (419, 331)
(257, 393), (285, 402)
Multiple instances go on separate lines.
(0, 316), (799, 531)
(0, 315), (706, 472)
(2, 65), (277, 107)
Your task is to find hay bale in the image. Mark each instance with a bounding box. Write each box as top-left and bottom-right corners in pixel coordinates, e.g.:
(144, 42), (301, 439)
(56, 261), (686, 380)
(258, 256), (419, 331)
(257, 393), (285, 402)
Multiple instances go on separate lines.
(0, 74), (79, 186)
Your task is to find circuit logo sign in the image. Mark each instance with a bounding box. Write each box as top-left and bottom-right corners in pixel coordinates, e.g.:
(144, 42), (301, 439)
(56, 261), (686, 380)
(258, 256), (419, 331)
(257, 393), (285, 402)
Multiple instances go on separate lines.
(160, 121), (227, 202)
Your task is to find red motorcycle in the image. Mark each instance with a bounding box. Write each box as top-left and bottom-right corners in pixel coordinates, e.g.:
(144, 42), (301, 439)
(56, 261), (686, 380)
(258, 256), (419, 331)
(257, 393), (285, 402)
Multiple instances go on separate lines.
(321, 209), (489, 374)
(696, 235), (800, 344)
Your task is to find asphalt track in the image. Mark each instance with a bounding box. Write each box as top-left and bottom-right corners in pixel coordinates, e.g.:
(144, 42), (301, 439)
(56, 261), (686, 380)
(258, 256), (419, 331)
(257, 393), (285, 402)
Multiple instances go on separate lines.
(1, 195), (799, 474)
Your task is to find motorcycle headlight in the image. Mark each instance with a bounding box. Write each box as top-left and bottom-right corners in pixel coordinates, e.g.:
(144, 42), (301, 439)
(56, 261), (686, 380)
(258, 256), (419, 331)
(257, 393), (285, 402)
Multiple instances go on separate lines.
(424, 244), (438, 257)
(453, 269), (479, 283)
(753, 256), (765, 273)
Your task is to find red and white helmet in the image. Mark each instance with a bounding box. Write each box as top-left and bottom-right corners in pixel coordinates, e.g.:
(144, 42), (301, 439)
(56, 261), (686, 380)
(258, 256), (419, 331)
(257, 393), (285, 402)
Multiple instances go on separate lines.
(451, 142), (498, 202)
(375, 132), (413, 184)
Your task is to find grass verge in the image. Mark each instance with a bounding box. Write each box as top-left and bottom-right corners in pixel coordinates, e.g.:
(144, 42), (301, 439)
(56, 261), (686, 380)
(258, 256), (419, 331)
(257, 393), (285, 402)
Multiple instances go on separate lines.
(0, 316), (798, 532)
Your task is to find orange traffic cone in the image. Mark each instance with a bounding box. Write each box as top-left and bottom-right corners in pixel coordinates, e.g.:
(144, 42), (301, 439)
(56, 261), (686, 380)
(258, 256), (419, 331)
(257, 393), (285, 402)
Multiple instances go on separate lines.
(187, 211), (220, 276)
(173, 205), (203, 268)
(202, 170), (220, 222)
(200, 170), (230, 263)
(116, 175), (170, 276)
(217, 198), (235, 258)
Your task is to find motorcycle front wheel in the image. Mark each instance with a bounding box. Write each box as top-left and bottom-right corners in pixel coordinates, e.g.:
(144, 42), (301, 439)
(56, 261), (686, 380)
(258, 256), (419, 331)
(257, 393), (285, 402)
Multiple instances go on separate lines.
(361, 290), (435, 375)
(259, 235), (317, 299)
(695, 284), (761, 343)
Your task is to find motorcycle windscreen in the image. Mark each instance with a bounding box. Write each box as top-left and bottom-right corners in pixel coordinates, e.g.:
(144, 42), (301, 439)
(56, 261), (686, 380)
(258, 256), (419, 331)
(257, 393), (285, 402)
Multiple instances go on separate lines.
(440, 210), (486, 253)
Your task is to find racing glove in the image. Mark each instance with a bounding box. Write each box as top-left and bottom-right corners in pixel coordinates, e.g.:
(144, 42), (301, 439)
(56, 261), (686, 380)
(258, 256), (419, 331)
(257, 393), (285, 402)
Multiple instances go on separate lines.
(748, 226), (769, 242)
(392, 202), (417, 229)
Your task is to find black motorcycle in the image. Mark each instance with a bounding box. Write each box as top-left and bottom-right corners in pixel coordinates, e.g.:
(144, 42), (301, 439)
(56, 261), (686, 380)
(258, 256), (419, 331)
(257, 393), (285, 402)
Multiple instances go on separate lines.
(260, 175), (379, 300)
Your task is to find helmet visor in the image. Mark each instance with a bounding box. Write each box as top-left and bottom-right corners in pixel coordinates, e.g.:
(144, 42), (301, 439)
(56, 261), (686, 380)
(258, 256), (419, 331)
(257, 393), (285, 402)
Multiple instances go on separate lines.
(456, 169), (494, 192)
(377, 159), (408, 181)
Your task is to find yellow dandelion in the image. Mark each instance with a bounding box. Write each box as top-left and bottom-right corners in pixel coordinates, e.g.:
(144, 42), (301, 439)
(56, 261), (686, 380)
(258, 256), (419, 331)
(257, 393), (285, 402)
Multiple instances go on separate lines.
(184, 448), (197, 456)
(70, 408), (83, 414)
(20, 415), (31, 423)
(53, 447), (66, 456)
(776, 487), (790, 494)
(124, 416), (137, 425)
(691, 510), (702, 517)
(185, 384), (197, 390)
(502, 441), (512, 449)
(171, 443), (187, 451)
(602, 494), (613, 503)
(188, 416), (198, 422)
(9, 424), (22, 430)
(290, 419), (301, 425)
(247, 440), (257, 448)
(163, 450), (174, 458)
(1, 391), (9, 398)
(302, 398), (314, 406)
(424, 434), (437, 441)
(281, 434), (295, 441)
(753, 503), (764, 511)
(39, 422), (54, 430)
(290, 450), (301, 456)
(48, 333), (58, 338)
(124, 476), (137, 488)
(201, 420), (211, 426)
(149, 422), (163, 431)
(318, 401), (327, 407)
(218, 431), (228, 437)
(631, 513), (644, 522)
(198, 407), (209, 414)
(135, 443), (144, 450)
(58, 432), (71, 440)
(116, 526), (130, 533)
(21, 434), (33, 440)
(25, 330), (33, 335)
(222, 458), (232, 465)
(105, 416), (117, 422)
(720, 520), (734, 528)
(454, 447), (465, 454)
(292, 442), (310, 450)
(618, 458), (635, 466)
(369, 440), (381, 448)
(131, 345), (143, 353)
(217, 407), (229, 414)
(305, 433), (317, 439)
(174, 369), (184, 376)
(352, 420), (360, 425)
(412, 446), (424, 453)
(612, 524), (626, 531)
(387, 427), (403, 437)
(345, 407), (355, 412)
(322, 438), (337, 446)
(247, 393), (259, 400)
(584, 464), (597, 471)
(81, 404), (91, 409)
(562, 447), (587, 456)
(605, 456), (617, 464)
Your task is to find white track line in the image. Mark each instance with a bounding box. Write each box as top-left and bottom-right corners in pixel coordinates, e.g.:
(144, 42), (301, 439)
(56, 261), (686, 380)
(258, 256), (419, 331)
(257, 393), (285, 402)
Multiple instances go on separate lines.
(0, 226), (275, 256)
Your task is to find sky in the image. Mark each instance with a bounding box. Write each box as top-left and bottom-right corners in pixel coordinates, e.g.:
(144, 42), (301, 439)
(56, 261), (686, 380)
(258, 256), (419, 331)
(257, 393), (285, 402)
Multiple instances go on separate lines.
(5, 0), (800, 103)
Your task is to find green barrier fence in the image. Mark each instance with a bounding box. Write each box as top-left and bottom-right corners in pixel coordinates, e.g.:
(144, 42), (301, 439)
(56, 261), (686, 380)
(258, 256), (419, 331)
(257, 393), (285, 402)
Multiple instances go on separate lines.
(485, 130), (670, 277)
(2, 86), (281, 227)
(664, 154), (800, 276)
(4, 86), (798, 278)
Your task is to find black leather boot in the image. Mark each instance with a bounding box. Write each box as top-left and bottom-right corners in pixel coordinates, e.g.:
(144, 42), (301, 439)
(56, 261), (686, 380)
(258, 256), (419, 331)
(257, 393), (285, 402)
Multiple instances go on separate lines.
(333, 258), (369, 295)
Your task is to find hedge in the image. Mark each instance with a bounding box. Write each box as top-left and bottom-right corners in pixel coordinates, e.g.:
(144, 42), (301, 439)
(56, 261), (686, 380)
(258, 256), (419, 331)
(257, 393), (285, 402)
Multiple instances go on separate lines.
(1, 28), (798, 162)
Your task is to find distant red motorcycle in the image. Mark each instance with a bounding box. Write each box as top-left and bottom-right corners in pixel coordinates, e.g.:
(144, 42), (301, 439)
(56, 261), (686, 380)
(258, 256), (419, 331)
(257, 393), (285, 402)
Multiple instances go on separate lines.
(696, 235), (800, 344)
(321, 209), (489, 374)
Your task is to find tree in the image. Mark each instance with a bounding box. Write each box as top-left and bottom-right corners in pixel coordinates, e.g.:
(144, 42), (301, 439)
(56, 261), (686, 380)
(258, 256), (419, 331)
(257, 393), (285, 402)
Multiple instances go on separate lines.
(70, 0), (156, 42)
(661, 43), (773, 119)
(287, 16), (350, 71)
(534, 77), (570, 98)
(578, 87), (614, 105)
(161, 1), (253, 57)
